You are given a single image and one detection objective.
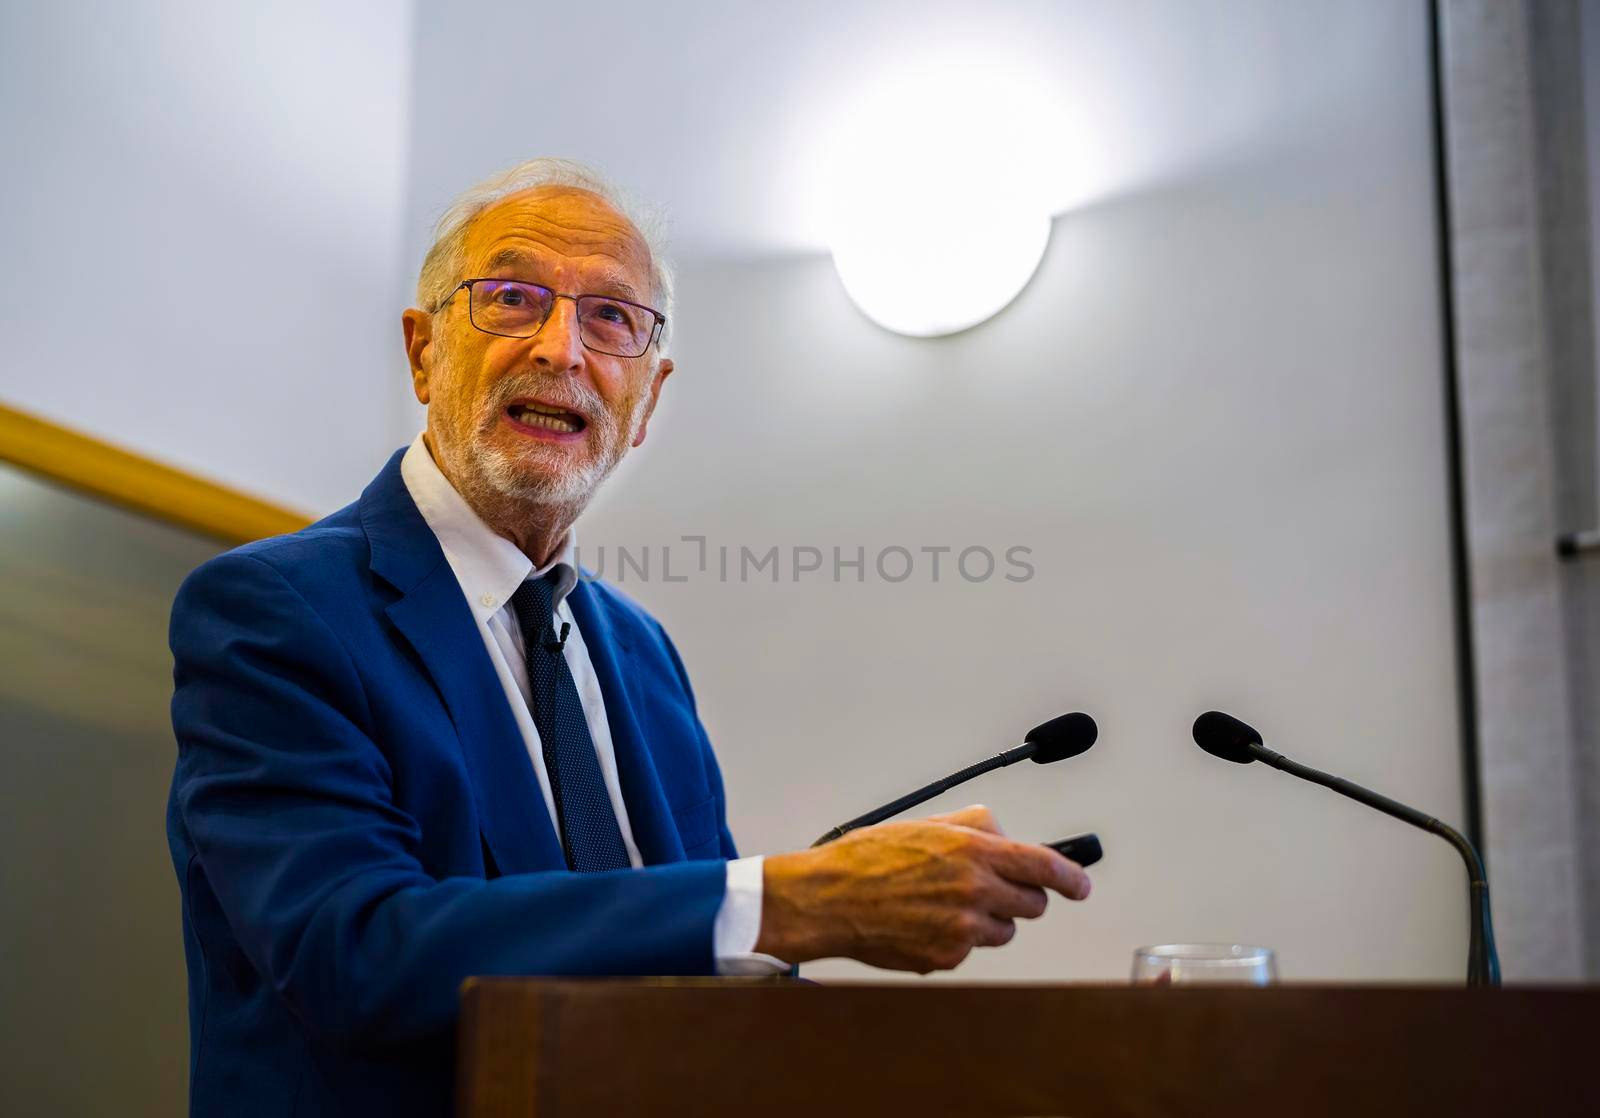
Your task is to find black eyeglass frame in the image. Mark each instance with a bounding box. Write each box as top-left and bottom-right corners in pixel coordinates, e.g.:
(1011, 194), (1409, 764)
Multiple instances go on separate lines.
(435, 278), (666, 358)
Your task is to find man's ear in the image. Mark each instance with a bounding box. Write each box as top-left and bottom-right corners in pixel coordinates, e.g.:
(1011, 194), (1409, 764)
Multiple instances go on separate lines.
(631, 357), (674, 448)
(402, 308), (433, 404)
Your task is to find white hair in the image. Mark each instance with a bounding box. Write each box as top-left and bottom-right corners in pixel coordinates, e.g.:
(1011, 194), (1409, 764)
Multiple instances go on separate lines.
(416, 157), (674, 352)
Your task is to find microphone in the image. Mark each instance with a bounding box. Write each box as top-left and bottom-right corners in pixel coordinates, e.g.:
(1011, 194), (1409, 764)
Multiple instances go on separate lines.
(1192, 710), (1500, 987)
(542, 621), (571, 653)
(812, 712), (1098, 847)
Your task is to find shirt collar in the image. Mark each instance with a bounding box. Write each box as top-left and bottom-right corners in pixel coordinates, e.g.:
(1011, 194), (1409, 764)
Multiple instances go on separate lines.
(400, 432), (578, 622)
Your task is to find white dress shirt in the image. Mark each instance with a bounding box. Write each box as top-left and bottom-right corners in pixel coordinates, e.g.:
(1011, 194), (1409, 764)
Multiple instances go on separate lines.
(400, 434), (785, 975)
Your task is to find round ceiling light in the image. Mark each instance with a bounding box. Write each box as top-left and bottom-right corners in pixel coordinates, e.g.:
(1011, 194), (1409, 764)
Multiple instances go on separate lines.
(825, 58), (1056, 338)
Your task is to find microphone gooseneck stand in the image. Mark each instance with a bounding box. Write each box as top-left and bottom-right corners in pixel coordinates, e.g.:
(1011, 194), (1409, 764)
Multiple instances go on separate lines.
(811, 743), (1039, 847)
(1248, 742), (1500, 987)
(812, 712), (1098, 848)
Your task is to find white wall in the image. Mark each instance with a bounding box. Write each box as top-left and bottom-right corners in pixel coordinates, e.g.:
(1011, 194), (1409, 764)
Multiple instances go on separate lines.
(0, 0), (413, 513)
(1586, 0), (1600, 488)
(407, 1), (1469, 980)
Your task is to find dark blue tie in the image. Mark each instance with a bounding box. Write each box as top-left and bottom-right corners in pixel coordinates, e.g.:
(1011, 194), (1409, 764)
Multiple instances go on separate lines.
(509, 574), (631, 873)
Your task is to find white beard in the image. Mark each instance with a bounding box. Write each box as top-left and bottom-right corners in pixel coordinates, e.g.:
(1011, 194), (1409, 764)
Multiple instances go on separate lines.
(472, 416), (628, 507)
(434, 339), (652, 512)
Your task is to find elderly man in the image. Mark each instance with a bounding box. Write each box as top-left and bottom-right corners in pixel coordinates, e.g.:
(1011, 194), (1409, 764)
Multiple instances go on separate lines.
(166, 158), (1090, 1117)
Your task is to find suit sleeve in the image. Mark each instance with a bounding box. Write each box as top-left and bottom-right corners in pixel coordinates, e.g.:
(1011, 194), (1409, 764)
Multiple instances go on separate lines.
(169, 551), (727, 1054)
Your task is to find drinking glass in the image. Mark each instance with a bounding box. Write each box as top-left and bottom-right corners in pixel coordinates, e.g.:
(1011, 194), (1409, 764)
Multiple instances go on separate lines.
(1131, 943), (1277, 985)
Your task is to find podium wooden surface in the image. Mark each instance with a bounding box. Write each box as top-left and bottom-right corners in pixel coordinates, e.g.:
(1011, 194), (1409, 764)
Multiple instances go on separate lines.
(457, 979), (1598, 1117)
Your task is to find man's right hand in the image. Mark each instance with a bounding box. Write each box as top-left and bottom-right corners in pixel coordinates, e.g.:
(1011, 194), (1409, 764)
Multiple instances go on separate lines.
(753, 805), (1092, 974)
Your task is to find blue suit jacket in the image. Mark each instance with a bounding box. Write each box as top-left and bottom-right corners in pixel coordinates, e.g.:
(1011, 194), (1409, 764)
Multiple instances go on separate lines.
(166, 449), (737, 1117)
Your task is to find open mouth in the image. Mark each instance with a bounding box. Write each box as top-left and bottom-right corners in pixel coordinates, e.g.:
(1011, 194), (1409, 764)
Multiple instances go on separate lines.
(505, 400), (587, 436)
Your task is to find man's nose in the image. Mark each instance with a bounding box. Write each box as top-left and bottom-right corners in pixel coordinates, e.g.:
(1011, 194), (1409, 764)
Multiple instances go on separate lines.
(529, 296), (585, 370)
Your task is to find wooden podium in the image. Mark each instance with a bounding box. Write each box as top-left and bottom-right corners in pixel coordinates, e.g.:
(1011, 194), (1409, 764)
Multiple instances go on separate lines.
(457, 979), (1598, 1116)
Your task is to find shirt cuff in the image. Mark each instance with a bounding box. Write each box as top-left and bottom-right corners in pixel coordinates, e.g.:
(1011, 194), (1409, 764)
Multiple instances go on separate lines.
(713, 854), (791, 976)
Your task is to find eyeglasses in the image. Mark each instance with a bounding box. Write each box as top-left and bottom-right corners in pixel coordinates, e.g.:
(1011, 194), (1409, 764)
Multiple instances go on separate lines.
(437, 278), (665, 358)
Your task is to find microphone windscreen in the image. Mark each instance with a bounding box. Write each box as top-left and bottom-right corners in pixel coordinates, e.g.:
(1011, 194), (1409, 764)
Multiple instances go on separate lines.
(1025, 712), (1098, 763)
(1192, 710), (1263, 764)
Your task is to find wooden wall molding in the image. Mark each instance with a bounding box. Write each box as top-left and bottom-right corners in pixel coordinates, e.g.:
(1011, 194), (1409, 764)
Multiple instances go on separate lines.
(0, 401), (311, 547)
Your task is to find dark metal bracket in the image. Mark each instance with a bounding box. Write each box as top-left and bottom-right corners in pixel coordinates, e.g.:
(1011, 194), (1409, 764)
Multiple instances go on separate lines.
(1556, 529), (1600, 559)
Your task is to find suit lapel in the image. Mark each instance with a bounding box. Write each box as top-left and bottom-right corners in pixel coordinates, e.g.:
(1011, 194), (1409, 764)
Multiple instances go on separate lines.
(360, 450), (566, 876)
(567, 580), (687, 866)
